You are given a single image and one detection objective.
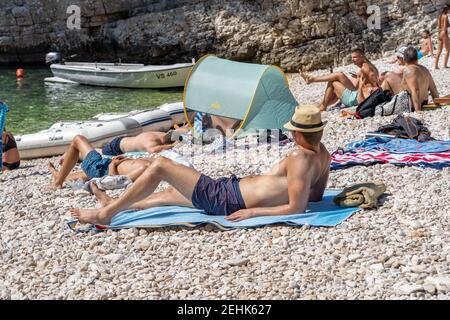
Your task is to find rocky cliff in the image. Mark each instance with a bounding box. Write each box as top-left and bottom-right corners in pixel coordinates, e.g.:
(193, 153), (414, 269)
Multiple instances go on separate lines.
(0, 0), (449, 71)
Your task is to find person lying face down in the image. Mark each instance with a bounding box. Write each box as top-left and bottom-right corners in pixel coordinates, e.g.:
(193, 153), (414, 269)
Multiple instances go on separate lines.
(101, 128), (188, 157)
(381, 47), (439, 111)
(49, 135), (156, 189)
(70, 105), (331, 225)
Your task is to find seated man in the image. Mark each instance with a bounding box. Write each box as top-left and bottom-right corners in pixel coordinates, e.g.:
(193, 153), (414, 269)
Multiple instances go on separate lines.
(381, 47), (439, 111)
(49, 135), (156, 189)
(2, 129), (20, 171)
(300, 48), (380, 111)
(380, 47), (407, 83)
(70, 105), (331, 225)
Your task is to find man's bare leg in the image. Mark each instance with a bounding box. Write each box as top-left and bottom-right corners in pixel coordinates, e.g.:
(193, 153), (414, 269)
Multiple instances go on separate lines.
(92, 183), (192, 210)
(319, 82), (340, 111)
(50, 135), (95, 189)
(300, 71), (357, 91)
(70, 157), (201, 225)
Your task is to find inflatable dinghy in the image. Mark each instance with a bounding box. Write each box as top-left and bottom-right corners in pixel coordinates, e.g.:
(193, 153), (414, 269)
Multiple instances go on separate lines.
(16, 102), (185, 160)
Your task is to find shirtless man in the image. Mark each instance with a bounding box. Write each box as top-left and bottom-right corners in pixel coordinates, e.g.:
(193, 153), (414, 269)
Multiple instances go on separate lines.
(70, 105), (331, 225)
(380, 47), (408, 83)
(419, 30), (434, 58)
(381, 47), (439, 111)
(435, 6), (450, 69)
(49, 135), (155, 189)
(300, 48), (379, 111)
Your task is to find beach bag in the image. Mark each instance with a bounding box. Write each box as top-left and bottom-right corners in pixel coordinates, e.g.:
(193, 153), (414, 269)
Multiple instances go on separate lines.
(356, 88), (392, 119)
(374, 91), (412, 117)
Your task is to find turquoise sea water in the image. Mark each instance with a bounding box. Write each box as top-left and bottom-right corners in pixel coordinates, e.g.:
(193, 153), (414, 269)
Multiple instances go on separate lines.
(0, 67), (183, 135)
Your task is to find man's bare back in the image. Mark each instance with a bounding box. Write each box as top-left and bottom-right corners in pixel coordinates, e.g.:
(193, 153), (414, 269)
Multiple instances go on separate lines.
(240, 144), (330, 209)
(120, 131), (175, 154)
(402, 64), (438, 105)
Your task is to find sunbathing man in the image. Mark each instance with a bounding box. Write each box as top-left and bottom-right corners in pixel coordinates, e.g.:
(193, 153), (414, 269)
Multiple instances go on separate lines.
(101, 129), (186, 156)
(49, 135), (156, 189)
(300, 48), (379, 111)
(381, 47), (439, 111)
(70, 105), (331, 225)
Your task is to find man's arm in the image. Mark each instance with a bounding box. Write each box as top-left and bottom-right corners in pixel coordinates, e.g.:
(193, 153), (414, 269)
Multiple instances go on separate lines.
(147, 142), (178, 154)
(107, 157), (129, 176)
(226, 152), (313, 222)
(361, 63), (379, 86)
(404, 68), (421, 111)
(428, 74), (439, 101)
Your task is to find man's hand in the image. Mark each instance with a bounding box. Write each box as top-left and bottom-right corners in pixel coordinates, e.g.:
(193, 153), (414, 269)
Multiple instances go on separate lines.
(225, 209), (255, 222)
(111, 155), (129, 167)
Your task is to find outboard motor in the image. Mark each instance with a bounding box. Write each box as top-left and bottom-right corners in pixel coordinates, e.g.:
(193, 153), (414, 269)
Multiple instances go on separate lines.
(45, 52), (61, 65)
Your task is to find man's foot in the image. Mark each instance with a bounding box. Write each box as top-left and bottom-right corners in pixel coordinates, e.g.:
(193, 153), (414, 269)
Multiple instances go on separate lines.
(48, 162), (63, 189)
(299, 69), (314, 84)
(91, 182), (114, 207)
(70, 208), (112, 226)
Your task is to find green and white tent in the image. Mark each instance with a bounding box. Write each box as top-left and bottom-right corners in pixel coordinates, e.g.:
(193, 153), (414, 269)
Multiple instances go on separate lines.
(183, 55), (298, 137)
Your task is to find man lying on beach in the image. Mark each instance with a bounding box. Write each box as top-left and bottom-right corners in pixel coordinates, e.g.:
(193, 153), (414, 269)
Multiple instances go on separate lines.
(70, 105), (331, 225)
(300, 48), (379, 111)
(49, 135), (155, 189)
(381, 47), (439, 111)
(101, 129), (187, 157)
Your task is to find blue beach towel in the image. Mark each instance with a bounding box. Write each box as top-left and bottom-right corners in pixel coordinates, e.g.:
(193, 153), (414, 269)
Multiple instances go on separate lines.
(345, 137), (450, 154)
(0, 100), (9, 165)
(67, 190), (361, 232)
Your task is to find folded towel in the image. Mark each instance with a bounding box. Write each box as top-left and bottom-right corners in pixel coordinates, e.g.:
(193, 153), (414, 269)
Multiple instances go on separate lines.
(85, 175), (133, 192)
(334, 182), (386, 209)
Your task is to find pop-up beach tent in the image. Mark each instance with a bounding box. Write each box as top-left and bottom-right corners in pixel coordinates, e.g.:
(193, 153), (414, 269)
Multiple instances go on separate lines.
(183, 55), (298, 137)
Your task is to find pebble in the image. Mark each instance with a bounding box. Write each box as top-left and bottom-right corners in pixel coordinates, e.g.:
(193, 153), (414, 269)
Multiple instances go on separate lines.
(224, 258), (250, 267)
(394, 284), (424, 295)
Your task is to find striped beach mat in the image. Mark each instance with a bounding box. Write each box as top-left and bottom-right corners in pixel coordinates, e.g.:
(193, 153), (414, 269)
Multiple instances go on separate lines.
(331, 138), (450, 170)
(331, 149), (450, 170)
(67, 190), (360, 232)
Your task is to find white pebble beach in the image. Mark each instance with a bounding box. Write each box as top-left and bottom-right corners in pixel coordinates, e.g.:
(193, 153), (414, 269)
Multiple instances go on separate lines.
(0, 55), (449, 300)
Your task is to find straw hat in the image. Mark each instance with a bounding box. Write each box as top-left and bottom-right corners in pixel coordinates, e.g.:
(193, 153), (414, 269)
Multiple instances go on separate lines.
(284, 105), (327, 133)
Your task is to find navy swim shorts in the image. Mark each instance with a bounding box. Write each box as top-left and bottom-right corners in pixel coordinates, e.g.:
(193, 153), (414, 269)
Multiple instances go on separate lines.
(102, 136), (125, 156)
(191, 174), (246, 216)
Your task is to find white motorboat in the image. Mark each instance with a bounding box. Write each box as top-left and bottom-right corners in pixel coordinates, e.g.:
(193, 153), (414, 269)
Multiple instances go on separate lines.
(16, 102), (186, 160)
(44, 53), (193, 89)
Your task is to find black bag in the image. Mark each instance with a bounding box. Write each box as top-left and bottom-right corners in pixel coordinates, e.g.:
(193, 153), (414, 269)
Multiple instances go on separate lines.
(375, 115), (433, 142)
(356, 88), (392, 119)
